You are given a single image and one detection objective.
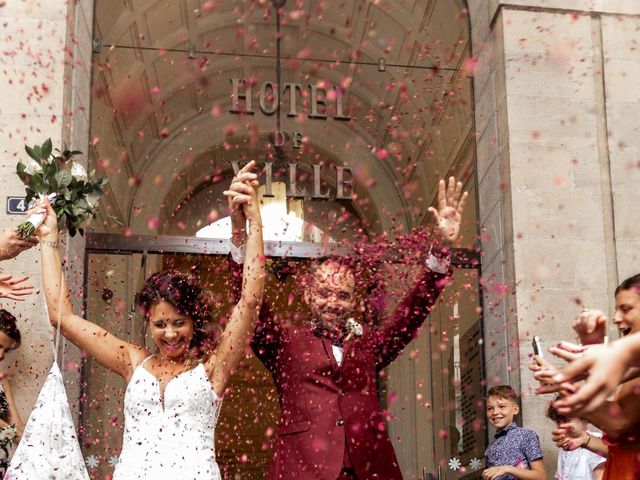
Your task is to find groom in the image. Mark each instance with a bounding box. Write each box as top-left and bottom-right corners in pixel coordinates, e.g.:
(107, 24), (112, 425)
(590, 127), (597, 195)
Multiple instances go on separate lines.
(227, 169), (467, 480)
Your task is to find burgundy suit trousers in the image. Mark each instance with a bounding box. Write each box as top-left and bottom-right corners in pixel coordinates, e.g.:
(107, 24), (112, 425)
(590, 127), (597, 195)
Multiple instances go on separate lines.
(337, 466), (358, 480)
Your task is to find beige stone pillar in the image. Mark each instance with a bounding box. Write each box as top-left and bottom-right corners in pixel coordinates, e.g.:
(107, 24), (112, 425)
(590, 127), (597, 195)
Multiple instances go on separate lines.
(470, 0), (640, 472)
(0, 0), (93, 429)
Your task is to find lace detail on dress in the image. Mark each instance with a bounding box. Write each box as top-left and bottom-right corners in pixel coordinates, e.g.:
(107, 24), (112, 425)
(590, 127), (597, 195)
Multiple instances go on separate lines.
(5, 363), (90, 480)
(112, 360), (223, 480)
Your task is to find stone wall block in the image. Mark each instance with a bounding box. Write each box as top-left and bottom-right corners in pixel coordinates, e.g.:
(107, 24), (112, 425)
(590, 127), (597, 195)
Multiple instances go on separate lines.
(513, 238), (607, 290)
(509, 188), (606, 241)
(480, 200), (505, 266)
(481, 257), (510, 361)
(476, 111), (499, 182)
(474, 38), (496, 101)
(492, 1), (639, 17)
(506, 96), (597, 143)
(516, 287), (609, 342)
(612, 193), (640, 241)
(616, 241), (640, 280)
(485, 349), (511, 387)
(474, 73), (499, 135)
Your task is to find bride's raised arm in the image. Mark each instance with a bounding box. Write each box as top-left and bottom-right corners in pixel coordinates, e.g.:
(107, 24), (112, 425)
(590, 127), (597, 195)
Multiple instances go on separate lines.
(34, 200), (142, 380)
(208, 161), (265, 396)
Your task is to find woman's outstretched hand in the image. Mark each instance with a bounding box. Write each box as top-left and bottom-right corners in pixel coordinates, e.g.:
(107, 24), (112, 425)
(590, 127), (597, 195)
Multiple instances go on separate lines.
(0, 274), (35, 301)
(541, 339), (634, 416)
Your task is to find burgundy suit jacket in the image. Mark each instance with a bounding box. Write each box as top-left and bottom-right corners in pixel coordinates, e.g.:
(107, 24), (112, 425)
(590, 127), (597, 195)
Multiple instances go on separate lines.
(231, 259), (451, 480)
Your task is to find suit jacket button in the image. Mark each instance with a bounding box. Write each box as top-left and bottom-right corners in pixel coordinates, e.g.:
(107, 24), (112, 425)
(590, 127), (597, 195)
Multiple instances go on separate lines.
(336, 418), (344, 426)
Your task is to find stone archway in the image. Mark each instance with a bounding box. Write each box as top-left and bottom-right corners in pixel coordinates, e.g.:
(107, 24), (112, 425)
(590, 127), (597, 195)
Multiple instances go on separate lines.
(89, 0), (473, 240)
(83, 1), (478, 478)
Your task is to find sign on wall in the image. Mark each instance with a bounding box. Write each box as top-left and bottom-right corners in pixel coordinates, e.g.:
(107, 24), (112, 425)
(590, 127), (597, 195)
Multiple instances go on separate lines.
(228, 77), (355, 200)
(6, 196), (27, 215)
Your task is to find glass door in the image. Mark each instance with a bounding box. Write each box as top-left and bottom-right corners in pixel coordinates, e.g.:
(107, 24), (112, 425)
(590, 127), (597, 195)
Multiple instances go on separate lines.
(81, 251), (156, 478)
(428, 268), (486, 479)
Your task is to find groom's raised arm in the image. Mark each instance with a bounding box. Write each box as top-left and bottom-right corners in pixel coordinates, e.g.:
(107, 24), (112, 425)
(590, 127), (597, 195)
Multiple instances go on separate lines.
(374, 248), (452, 369)
(374, 176), (467, 369)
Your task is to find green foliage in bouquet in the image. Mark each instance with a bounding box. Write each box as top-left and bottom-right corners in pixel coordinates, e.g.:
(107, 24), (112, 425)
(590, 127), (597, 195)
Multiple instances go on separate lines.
(16, 138), (108, 237)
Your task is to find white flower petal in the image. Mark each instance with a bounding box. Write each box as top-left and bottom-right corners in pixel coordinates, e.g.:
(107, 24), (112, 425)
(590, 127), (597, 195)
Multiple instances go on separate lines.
(70, 161), (88, 181)
(86, 192), (100, 209)
(24, 158), (42, 175)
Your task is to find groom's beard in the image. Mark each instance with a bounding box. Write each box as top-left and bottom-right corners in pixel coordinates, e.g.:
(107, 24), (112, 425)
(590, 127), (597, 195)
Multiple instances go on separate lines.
(311, 318), (348, 347)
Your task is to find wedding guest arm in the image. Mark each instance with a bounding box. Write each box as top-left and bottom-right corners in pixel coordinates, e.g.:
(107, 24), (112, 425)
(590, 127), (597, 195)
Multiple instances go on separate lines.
(572, 309), (608, 345)
(0, 228), (38, 261)
(541, 333), (640, 416)
(536, 346), (640, 440)
(0, 309), (26, 446)
(0, 378), (24, 440)
(551, 422), (609, 457)
(482, 463), (546, 480)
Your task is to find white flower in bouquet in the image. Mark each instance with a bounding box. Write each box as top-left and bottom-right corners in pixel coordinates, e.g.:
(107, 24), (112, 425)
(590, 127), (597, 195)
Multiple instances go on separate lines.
(70, 161), (88, 181)
(23, 158), (43, 175)
(0, 424), (17, 445)
(86, 191), (101, 209)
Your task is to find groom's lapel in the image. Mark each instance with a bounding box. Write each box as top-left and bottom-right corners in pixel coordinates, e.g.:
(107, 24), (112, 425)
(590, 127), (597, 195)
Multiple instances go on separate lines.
(320, 337), (340, 376)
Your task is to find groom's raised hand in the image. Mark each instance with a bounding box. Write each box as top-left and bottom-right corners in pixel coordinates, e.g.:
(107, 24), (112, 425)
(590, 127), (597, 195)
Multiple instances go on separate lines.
(427, 176), (468, 246)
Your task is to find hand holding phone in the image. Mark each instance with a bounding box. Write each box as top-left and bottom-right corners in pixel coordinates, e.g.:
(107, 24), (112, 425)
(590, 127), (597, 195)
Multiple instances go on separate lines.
(533, 335), (543, 357)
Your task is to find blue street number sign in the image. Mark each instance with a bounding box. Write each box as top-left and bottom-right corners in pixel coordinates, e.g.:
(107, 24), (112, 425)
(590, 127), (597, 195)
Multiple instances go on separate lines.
(6, 197), (28, 215)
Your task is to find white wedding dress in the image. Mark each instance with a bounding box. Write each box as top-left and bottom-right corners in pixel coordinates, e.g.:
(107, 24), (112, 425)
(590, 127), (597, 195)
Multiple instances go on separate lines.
(5, 363), (90, 480)
(113, 357), (223, 480)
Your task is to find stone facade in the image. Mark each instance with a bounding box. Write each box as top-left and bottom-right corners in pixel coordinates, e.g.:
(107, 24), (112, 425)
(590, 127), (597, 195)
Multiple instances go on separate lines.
(0, 0), (638, 477)
(1, 0), (71, 424)
(0, 0), (93, 430)
(471, 0), (640, 472)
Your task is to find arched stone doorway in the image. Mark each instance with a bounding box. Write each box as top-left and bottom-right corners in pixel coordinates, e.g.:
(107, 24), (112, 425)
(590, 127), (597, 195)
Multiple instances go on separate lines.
(90, 0), (474, 240)
(83, 1), (483, 478)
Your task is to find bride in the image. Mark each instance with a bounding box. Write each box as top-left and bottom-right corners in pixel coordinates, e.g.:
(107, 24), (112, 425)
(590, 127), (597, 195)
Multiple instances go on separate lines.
(32, 162), (264, 479)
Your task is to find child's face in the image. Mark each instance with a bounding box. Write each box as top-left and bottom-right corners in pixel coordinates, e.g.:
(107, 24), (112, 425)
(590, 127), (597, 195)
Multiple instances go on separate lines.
(486, 395), (519, 430)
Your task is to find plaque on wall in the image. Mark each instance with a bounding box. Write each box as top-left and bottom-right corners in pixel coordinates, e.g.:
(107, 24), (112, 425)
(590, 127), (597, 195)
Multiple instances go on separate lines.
(6, 196), (28, 215)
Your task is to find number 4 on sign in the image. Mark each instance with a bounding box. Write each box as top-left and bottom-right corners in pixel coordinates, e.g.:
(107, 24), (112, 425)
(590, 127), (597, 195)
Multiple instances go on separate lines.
(6, 197), (27, 215)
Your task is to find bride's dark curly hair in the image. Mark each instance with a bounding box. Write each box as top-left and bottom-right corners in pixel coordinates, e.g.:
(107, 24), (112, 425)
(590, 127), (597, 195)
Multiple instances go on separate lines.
(136, 271), (218, 359)
(0, 309), (21, 349)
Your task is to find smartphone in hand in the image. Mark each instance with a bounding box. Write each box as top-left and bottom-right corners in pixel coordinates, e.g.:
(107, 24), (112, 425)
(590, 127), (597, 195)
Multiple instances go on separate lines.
(532, 335), (543, 357)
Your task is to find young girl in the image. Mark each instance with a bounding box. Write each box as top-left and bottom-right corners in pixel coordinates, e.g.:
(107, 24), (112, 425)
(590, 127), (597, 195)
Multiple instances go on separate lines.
(33, 163), (264, 479)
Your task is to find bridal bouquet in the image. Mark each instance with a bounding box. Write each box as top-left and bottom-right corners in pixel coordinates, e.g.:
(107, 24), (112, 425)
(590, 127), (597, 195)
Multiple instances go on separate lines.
(15, 139), (108, 238)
